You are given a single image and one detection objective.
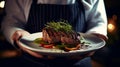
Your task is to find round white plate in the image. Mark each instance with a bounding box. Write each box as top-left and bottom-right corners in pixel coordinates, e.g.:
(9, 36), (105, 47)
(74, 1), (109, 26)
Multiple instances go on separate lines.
(19, 32), (105, 57)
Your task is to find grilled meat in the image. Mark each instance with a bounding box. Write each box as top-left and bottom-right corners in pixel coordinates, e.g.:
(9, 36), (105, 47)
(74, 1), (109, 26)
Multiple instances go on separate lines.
(42, 22), (81, 50)
(42, 28), (80, 46)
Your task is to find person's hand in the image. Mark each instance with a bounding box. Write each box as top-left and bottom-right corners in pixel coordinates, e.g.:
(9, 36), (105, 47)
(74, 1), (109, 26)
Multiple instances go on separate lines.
(12, 30), (30, 41)
(12, 30), (47, 58)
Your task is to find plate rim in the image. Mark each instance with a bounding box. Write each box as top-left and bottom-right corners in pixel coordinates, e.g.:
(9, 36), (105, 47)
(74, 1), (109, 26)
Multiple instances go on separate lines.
(19, 32), (106, 56)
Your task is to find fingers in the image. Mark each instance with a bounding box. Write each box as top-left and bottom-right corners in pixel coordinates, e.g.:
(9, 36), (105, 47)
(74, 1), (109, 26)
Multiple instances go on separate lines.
(92, 33), (108, 41)
(12, 30), (30, 41)
(12, 30), (22, 41)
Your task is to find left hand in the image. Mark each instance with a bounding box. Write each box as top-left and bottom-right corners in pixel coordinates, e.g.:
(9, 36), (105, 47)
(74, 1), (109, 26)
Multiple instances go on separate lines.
(12, 30), (47, 58)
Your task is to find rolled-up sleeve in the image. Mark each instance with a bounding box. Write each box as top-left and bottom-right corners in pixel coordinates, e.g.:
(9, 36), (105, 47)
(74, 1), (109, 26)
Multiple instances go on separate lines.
(82, 0), (108, 39)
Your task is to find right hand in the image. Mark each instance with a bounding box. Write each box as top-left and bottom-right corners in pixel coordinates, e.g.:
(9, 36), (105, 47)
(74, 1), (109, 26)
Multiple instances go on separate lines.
(12, 30), (30, 41)
(12, 30), (46, 58)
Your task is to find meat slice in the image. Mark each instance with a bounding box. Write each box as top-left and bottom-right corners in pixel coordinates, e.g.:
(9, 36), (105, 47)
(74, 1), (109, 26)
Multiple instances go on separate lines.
(61, 32), (80, 46)
(42, 28), (80, 46)
(42, 28), (61, 44)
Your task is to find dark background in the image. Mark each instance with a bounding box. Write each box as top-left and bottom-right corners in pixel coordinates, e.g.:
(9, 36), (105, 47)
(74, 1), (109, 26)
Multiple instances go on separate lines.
(0, 0), (120, 67)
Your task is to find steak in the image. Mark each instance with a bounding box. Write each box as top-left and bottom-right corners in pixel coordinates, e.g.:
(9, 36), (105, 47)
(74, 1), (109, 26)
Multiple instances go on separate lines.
(42, 28), (80, 46)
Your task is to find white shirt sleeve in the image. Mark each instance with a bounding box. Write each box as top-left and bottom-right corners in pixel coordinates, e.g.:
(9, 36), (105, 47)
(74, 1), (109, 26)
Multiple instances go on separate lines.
(1, 0), (26, 45)
(82, 0), (108, 39)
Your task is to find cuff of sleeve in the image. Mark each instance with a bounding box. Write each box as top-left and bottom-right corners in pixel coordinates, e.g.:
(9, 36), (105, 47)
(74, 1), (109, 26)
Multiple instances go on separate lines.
(78, 32), (108, 41)
(3, 27), (24, 48)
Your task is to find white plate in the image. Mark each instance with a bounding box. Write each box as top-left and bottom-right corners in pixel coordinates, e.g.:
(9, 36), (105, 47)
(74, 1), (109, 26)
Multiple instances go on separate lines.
(19, 32), (105, 57)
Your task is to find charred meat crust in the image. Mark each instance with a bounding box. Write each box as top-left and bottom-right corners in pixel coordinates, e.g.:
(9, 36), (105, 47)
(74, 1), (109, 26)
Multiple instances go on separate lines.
(42, 28), (80, 46)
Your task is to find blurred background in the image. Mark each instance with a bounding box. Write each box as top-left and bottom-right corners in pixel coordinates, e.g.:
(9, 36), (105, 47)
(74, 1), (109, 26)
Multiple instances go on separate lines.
(0, 0), (120, 67)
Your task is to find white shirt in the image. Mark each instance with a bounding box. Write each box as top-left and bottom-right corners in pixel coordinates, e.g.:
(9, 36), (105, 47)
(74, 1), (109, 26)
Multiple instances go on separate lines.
(1, 0), (108, 46)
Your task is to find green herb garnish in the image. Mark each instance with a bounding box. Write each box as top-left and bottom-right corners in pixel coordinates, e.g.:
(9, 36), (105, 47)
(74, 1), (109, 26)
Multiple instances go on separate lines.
(34, 38), (48, 44)
(45, 21), (73, 33)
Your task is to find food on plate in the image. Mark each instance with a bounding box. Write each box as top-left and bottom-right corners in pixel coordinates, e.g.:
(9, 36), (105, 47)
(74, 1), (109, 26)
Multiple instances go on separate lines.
(34, 21), (83, 51)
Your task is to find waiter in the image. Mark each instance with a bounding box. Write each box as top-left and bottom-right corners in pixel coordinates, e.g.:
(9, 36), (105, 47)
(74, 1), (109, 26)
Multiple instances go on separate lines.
(1, 0), (108, 67)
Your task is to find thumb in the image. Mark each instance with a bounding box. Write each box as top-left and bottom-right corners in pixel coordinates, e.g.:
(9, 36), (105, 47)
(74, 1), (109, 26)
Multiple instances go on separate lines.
(12, 31), (23, 41)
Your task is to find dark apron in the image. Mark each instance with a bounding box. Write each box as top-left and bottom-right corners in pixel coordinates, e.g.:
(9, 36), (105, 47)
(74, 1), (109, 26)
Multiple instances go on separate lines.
(24, 0), (86, 33)
(23, 0), (91, 67)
